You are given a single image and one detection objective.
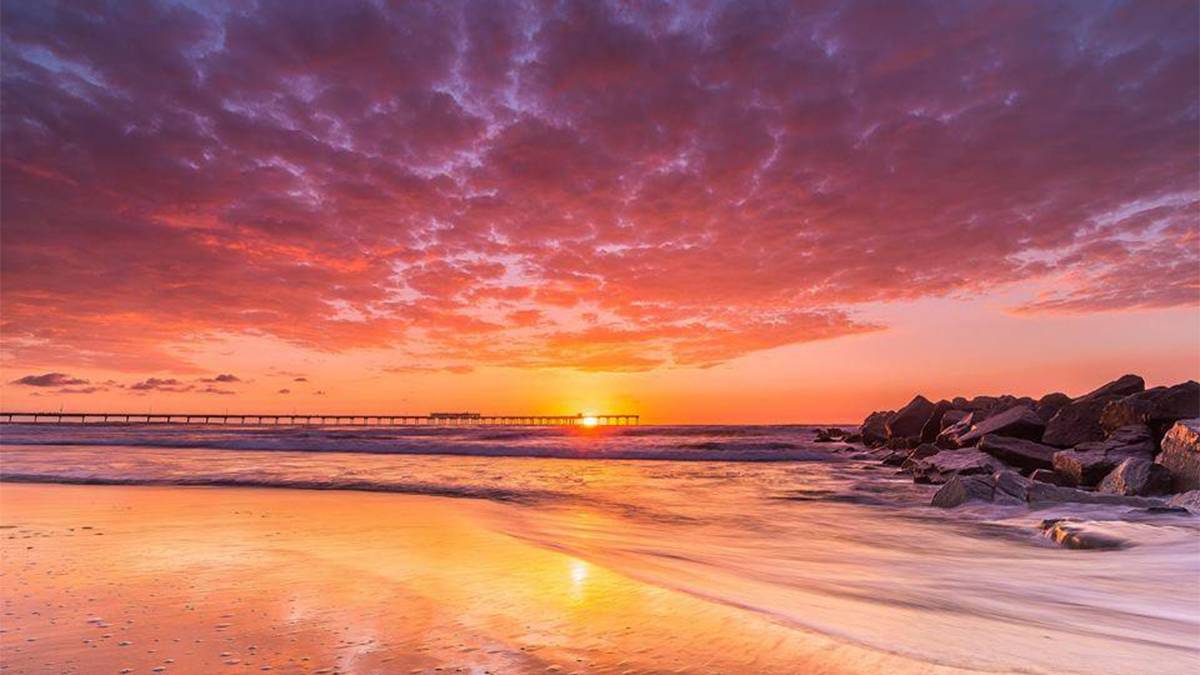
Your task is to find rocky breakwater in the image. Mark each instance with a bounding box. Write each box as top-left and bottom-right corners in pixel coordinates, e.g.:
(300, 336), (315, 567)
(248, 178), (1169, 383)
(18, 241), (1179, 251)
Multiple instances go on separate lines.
(854, 375), (1200, 541)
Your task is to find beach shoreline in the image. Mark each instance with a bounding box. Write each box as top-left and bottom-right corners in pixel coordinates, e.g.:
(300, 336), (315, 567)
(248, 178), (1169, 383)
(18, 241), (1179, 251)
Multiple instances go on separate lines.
(1, 482), (986, 674)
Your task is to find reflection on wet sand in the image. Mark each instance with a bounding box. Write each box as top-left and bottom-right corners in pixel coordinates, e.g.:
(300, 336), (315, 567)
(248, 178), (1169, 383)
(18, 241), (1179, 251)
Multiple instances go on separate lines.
(1, 484), (977, 674)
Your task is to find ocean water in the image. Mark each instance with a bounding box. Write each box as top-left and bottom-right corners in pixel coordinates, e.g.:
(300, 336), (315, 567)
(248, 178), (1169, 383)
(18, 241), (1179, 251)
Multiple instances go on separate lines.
(2, 423), (1198, 674)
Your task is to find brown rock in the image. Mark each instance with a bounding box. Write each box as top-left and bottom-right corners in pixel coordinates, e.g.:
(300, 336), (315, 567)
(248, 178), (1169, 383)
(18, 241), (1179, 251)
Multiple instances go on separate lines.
(910, 449), (1003, 484)
(885, 396), (936, 441)
(1029, 468), (1066, 486)
(1051, 425), (1156, 487)
(1098, 458), (1171, 497)
(859, 410), (892, 448)
(931, 475), (995, 507)
(920, 400), (954, 444)
(1157, 418), (1200, 492)
(956, 405), (1046, 446)
(977, 434), (1057, 471)
(1035, 392), (1071, 422)
(1099, 381), (1200, 442)
(1043, 374), (1147, 447)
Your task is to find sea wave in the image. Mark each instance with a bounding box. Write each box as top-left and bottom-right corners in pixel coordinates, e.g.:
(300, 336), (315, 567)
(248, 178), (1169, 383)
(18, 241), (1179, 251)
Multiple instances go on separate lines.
(0, 423), (845, 461)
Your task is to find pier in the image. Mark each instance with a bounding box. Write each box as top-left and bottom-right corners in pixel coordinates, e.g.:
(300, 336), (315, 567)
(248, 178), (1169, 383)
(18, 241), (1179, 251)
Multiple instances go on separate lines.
(0, 411), (639, 426)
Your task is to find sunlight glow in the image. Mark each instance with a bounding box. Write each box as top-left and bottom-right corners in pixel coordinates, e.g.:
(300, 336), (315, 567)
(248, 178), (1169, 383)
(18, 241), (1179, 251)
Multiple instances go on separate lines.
(581, 416), (599, 427)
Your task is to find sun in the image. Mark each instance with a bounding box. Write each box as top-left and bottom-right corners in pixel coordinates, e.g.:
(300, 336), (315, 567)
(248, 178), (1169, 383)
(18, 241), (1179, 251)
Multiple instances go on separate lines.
(581, 415), (599, 427)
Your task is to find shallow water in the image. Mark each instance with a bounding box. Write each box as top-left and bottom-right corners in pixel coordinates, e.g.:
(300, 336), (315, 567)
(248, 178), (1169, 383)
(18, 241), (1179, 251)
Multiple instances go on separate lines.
(2, 423), (1198, 673)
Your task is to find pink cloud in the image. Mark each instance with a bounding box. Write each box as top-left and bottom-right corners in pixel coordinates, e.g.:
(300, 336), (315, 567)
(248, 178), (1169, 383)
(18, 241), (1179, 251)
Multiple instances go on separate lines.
(0, 0), (1195, 375)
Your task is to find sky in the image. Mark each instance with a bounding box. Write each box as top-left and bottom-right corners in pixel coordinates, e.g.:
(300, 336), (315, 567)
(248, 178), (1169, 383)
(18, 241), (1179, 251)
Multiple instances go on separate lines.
(1, 0), (1197, 423)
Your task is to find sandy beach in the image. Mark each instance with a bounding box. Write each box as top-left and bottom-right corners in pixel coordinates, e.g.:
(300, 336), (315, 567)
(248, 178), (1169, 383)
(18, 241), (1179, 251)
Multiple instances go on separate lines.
(1, 483), (987, 674)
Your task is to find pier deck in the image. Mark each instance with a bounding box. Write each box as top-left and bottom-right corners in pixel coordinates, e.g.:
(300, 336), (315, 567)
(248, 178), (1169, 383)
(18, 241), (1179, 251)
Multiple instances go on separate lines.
(0, 412), (639, 426)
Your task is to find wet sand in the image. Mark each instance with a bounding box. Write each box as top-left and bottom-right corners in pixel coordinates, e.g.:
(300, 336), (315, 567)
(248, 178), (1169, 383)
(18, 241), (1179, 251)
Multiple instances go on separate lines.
(0, 483), (986, 674)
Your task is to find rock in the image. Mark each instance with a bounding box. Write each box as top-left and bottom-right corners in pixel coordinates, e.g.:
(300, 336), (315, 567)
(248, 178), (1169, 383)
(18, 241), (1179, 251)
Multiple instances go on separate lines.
(1035, 392), (1071, 422)
(843, 432), (862, 444)
(920, 400), (954, 444)
(860, 411), (892, 448)
(814, 427), (847, 443)
(1029, 468), (1066, 486)
(900, 443), (942, 470)
(956, 405), (1046, 446)
(1157, 418), (1200, 492)
(910, 449), (1003, 484)
(993, 470), (1033, 503)
(931, 475), (994, 507)
(881, 449), (909, 466)
(1026, 483), (1162, 508)
(885, 396), (936, 441)
(1052, 425), (1156, 487)
(1040, 519), (1128, 550)
(939, 409), (970, 429)
(1167, 490), (1200, 514)
(1085, 373), (1147, 399)
(935, 411), (980, 449)
(1097, 458), (1172, 497)
(1100, 381), (1200, 442)
(977, 434), (1057, 471)
(1043, 374), (1147, 448)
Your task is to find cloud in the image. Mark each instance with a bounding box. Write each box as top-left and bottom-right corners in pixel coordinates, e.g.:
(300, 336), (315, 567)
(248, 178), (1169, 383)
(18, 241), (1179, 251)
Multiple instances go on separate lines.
(292, 377), (308, 382)
(11, 373), (89, 387)
(129, 377), (192, 393)
(0, 0), (1195, 374)
(197, 386), (236, 395)
(277, 388), (291, 394)
(200, 373), (241, 383)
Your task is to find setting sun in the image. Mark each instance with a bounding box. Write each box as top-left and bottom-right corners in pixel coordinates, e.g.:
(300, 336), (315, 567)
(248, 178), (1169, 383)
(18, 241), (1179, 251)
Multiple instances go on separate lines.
(581, 416), (599, 427)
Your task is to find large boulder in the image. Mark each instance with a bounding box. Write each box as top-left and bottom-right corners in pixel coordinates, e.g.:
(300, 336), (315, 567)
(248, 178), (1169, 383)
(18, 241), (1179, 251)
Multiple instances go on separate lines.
(1029, 468), (1066, 485)
(977, 434), (1057, 471)
(1043, 374), (1146, 447)
(1051, 425), (1156, 487)
(909, 449), (1003, 484)
(1035, 392), (1071, 422)
(1097, 458), (1172, 497)
(885, 396), (936, 441)
(993, 470), (1034, 503)
(1157, 418), (1200, 492)
(860, 410), (892, 447)
(1100, 381), (1200, 442)
(919, 400), (955, 444)
(931, 474), (995, 507)
(956, 405), (1046, 446)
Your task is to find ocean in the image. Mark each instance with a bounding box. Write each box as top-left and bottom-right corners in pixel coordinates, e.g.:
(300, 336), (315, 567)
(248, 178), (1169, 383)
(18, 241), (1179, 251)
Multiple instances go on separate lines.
(2, 423), (1198, 673)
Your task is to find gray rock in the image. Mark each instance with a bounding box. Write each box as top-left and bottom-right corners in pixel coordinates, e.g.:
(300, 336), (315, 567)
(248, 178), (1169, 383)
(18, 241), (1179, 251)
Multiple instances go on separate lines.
(910, 449), (1003, 484)
(1100, 381), (1200, 442)
(931, 474), (995, 507)
(1043, 374), (1147, 448)
(1097, 458), (1172, 497)
(1157, 418), (1200, 492)
(860, 410), (892, 448)
(1026, 483), (1162, 508)
(886, 396), (936, 441)
(1167, 490), (1200, 514)
(1052, 425), (1156, 487)
(993, 470), (1034, 503)
(1035, 392), (1071, 422)
(978, 434), (1057, 471)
